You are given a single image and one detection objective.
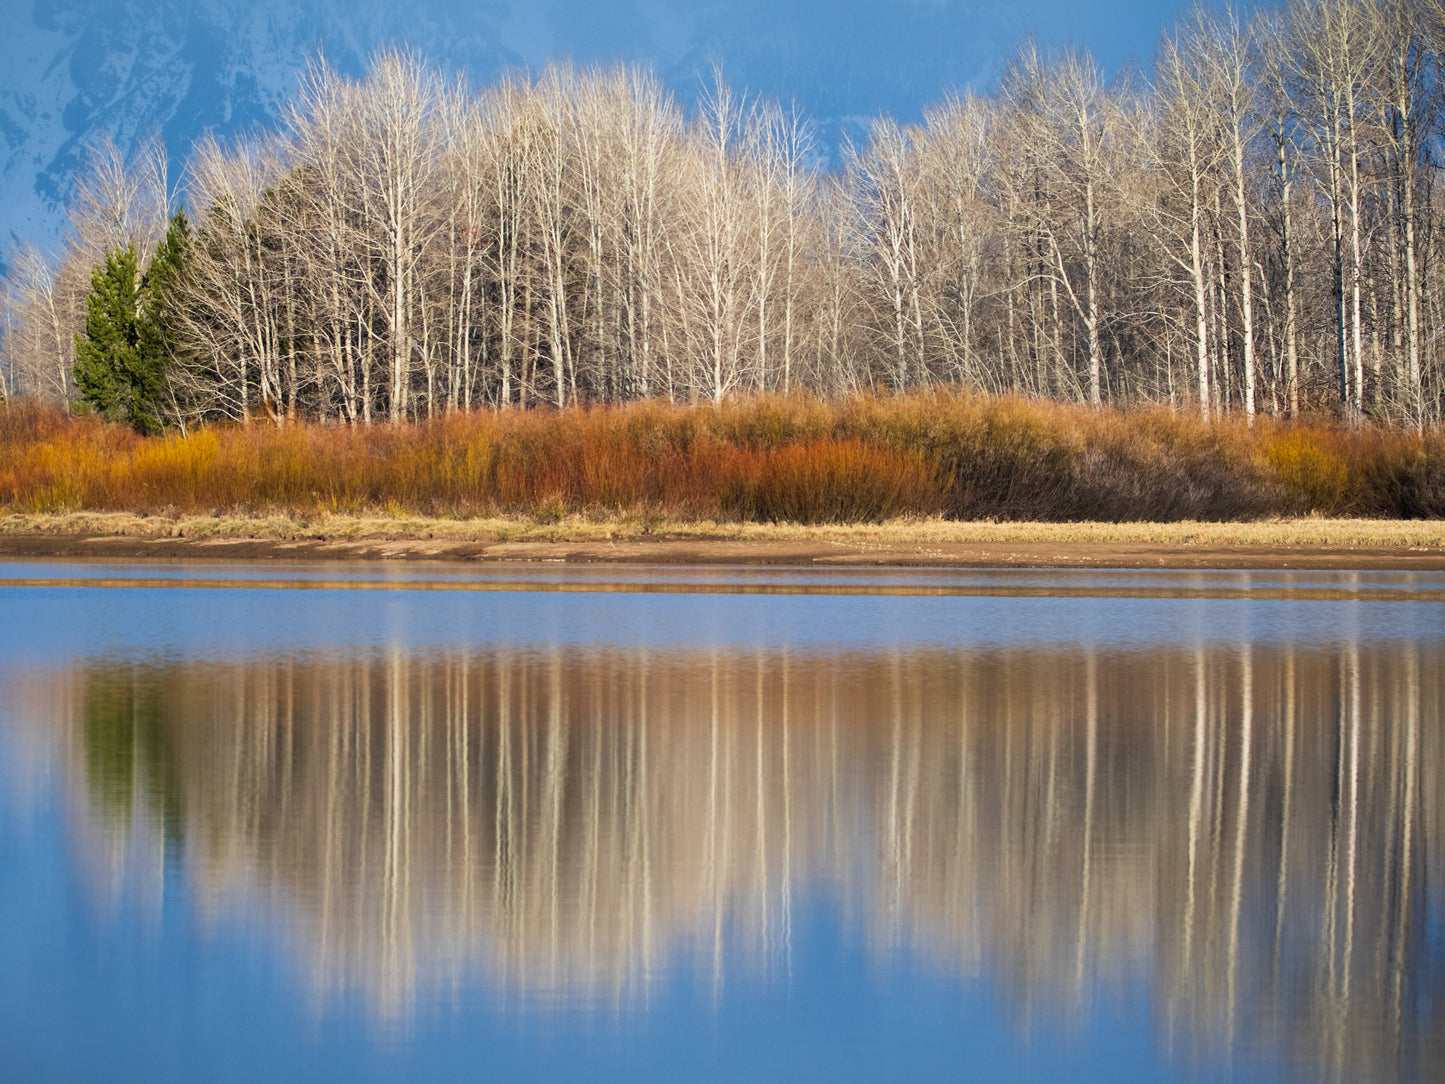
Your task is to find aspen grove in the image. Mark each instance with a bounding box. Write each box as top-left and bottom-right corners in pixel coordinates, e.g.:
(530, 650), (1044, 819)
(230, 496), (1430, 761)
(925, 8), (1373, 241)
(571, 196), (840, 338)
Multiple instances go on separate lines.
(6, 0), (1445, 431)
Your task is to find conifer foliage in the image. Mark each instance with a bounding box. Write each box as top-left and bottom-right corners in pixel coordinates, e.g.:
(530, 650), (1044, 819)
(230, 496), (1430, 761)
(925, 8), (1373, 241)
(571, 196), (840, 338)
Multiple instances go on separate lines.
(72, 211), (190, 434)
(137, 212), (191, 432)
(73, 244), (143, 427)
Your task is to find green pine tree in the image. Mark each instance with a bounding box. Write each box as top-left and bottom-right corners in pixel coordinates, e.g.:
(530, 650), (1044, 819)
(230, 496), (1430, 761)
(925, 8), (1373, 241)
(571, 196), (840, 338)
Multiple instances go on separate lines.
(73, 211), (192, 435)
(74, 244), (142, 425)
(135, 211), (192, 434)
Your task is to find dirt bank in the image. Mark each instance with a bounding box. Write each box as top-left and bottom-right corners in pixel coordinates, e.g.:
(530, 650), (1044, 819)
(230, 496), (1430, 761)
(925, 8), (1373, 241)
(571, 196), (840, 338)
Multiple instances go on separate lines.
(3, 513), (1444, 570)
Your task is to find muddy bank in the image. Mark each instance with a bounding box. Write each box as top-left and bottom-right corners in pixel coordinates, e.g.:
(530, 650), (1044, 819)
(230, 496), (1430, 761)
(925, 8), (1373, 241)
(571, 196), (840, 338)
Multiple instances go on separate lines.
(3, 519), (1444, 571)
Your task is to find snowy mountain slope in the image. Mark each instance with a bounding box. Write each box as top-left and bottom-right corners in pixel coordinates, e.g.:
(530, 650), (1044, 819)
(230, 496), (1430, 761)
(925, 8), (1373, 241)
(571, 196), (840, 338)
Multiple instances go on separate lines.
(0, 0), (520, 255)
(0, 0), (1176, 259)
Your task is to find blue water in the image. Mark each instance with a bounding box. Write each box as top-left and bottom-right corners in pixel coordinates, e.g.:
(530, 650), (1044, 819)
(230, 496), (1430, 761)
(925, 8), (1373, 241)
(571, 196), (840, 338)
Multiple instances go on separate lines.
(1, 562), (1440, 664)
(1, 561), (1440, 1082)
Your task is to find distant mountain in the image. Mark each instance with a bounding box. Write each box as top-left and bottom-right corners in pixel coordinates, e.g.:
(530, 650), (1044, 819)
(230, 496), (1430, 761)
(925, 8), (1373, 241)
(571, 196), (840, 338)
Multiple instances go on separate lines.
(0, 0), (1176, 259)
(0, 0), (515, 253)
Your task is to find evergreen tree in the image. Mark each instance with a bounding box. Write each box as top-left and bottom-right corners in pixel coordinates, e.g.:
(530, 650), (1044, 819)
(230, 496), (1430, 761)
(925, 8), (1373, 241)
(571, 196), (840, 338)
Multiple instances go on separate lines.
(135, 211), (192, 434)
(73, 211), (192, 434)
(73, 244), (142, 425)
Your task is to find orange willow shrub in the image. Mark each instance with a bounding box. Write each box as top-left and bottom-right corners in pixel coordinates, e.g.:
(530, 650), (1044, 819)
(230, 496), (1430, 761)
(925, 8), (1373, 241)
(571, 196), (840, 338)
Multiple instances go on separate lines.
(720, 440), (944, 524)
(1391, 437), (1445, 517)
(834, 391), (1280, 521)
(1258, 422), (1445, 517)
(0, 402), (136, 512)
(3, 395), (1443, 521)
(1263, 425), (1352, 514)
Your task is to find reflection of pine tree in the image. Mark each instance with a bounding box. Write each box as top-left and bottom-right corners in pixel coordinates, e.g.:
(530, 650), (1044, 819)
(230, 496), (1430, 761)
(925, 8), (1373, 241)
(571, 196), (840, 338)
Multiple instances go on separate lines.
(72, 211), (191, 434)
(80, 665), (183, 850)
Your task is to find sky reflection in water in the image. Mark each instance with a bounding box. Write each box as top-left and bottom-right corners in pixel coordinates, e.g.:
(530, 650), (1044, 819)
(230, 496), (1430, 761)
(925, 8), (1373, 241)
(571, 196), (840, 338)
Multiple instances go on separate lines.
(1, 562), (1441, 1082)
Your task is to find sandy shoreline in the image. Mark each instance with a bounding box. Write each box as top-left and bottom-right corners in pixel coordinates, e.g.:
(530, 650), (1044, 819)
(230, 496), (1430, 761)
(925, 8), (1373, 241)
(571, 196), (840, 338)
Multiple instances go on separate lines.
(3, 512), (1445, 570)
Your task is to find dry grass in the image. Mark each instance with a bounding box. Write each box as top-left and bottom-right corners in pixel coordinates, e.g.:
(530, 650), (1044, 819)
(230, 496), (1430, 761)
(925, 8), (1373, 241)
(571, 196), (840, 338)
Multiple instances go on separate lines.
(3, 393), (1443, 525)
(4, 511), (1442, 552)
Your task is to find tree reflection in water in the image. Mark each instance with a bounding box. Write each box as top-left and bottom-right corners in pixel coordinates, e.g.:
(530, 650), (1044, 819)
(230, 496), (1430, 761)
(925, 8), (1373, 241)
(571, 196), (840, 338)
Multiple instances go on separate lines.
(36, 640), (1445, 1080)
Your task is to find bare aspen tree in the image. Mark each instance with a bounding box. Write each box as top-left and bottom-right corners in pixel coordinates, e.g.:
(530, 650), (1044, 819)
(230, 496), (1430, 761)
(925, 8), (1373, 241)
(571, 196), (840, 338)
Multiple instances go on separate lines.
(999, 44), (1124, 405)
(182, 133), (289, 423)
(476, 76), (536, 409)
(182, 136), (239, 420)
(355, 50), (443, 422)
(429, 81), (471, 412)
(684, 73), (757, 403)
(1155, 16), (1228, 418)
(772, 105), (814, 394)
(988, 131), (1045, 394)
(285, 59), (373, 423)
(4, 243), (82, 405)
(251, 163), (319, 424)
(739, 100), (815, 394)
(1194, 4), (1264, 423)
(562, 69), (614, 400)
(1370, 0), (1428, 428)
(846, 118), (928, 389)
(68, 132), (168, 262)
(808, 175), (867, 394)
(1256, 8), (1307, 417)
(0, 284), (13, 404)
(604, 67), (684, 400)
(528, 69), (582, 409)
(746, 102), (782, 391)
(1290, 0), (1384, 421)
(915, 93), (995, 390)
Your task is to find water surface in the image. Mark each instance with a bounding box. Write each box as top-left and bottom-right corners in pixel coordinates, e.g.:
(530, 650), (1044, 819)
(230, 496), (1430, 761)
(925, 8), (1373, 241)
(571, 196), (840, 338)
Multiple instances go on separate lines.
(1, 562), (1441, 1081)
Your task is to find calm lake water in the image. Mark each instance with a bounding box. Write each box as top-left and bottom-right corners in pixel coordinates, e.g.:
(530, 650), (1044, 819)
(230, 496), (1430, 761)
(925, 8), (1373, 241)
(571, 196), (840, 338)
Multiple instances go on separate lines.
(1, 560), (1441, 1082)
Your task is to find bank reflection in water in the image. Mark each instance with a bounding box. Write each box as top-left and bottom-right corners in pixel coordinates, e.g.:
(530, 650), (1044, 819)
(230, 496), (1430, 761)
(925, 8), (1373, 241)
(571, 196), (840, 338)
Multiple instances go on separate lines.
(56, 641), (1444, 1078)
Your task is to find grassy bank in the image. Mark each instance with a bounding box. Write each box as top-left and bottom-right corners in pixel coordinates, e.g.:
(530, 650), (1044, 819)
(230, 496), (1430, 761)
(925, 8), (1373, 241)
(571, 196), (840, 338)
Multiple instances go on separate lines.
(4, 393), (1444, 523)
(5, 510), (1444, 550)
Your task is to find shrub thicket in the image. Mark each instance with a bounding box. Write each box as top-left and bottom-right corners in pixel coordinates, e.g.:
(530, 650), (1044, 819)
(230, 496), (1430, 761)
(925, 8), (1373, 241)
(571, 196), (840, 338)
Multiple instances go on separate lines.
(3, 394), (1443, 523)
